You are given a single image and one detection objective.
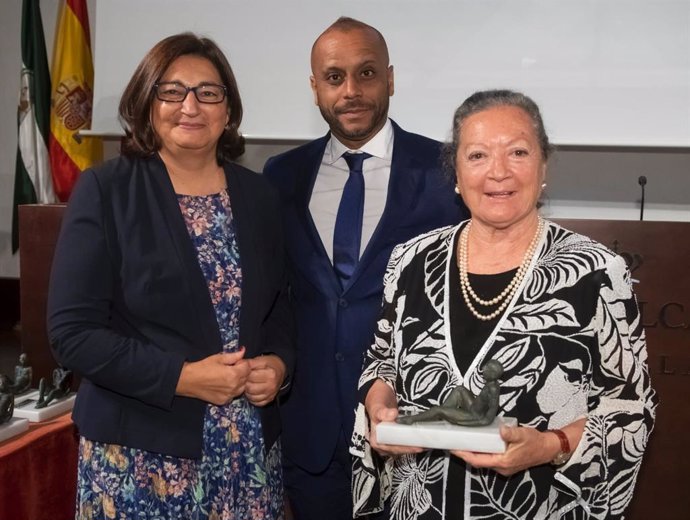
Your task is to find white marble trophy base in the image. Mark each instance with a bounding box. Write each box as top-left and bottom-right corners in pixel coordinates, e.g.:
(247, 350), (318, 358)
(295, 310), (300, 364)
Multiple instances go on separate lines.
(376, 416), (518, 453)
(0, 417), (30, 442)
(12, 390), (76, 422)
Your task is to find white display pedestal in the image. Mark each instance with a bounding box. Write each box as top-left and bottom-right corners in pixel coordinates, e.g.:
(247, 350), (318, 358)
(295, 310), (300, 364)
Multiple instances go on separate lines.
(376, 416), (518, 453)
(0, 417), (30, 442)
(12, 390), (75, 422)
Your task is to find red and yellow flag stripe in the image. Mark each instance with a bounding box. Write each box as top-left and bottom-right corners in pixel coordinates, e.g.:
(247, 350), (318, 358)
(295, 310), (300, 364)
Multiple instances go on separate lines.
(49, 0), (102, 202)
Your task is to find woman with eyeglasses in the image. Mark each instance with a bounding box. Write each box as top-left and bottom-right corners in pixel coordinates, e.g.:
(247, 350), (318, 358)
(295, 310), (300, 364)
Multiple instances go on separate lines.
(47, 33), (294, 519)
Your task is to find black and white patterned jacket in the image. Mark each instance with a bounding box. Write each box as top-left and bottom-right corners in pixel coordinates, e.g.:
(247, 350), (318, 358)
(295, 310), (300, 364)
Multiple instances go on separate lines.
(351, 220), (657, 519)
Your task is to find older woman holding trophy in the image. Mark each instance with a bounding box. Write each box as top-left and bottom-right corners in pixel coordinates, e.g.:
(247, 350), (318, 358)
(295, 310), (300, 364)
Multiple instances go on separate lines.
(351, 90), (657, 519)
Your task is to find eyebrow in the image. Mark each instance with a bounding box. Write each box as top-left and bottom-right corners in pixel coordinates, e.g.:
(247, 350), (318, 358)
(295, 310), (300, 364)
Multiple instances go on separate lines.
(157, 79), (222, 86)
(462, 136), (533, 147)
(320, 58), (380, 72)
(355, 59), (379, 68)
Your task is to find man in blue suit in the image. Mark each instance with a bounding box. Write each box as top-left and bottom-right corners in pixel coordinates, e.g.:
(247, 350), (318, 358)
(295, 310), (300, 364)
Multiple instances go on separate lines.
(264, 17), (468, 519)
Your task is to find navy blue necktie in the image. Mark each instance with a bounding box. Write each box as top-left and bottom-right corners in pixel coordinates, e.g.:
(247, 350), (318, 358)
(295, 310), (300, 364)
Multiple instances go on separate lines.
(333, 152), (371, 288)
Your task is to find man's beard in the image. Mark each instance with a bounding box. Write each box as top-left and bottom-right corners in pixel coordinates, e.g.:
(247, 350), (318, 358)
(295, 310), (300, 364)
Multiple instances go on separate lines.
(319, 99), (389, 144)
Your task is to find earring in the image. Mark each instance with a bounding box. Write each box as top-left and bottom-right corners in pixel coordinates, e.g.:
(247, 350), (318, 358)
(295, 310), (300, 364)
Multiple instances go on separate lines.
(541, 182), (547, 190)
(454, 185), (461, 195)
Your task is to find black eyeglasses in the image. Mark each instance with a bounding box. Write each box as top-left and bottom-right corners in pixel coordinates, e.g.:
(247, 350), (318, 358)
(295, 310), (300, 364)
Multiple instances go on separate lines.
(153, 82), (227, 104)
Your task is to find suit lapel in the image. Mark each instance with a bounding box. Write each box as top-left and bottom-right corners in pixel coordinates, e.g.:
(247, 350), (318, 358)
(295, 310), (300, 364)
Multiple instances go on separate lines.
(291, 136), (343, 295)
(147, 155), (223, 353)
(346, 122), (426, 291)
(225, 164), (261, 354)
(376, 123), (428, 232)
(294, 137), (328, 254)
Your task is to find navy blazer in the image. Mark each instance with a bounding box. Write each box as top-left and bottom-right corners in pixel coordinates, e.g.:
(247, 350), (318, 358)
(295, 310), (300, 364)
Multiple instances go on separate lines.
(263, 121), (468, 472)
(47, 154), (294, 459)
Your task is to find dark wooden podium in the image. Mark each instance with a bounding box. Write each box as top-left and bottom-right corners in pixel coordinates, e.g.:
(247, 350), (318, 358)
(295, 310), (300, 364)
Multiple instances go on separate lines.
(555, 219), (689, 520)
(15, 206), (689, 518)
(18, 204), (66, 385)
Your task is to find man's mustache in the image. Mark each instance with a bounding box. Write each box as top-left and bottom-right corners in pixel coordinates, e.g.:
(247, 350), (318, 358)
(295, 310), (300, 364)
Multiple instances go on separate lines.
(335, 103), (373, 115)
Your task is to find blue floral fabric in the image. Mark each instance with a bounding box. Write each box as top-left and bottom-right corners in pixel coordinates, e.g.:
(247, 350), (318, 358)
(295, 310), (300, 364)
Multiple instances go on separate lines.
(75, 189), (283, 519)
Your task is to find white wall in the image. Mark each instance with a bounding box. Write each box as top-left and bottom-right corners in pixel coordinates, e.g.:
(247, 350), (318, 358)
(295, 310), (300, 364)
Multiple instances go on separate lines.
(1, 1), (688, 279)
(245, 144), (690, 223)
(91, 0), (690, 147)
(0, 0), (96, 278)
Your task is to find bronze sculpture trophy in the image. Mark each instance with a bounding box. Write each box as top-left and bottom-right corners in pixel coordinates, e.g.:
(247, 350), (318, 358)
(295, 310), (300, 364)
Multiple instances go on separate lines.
(377, 360), (516, 453)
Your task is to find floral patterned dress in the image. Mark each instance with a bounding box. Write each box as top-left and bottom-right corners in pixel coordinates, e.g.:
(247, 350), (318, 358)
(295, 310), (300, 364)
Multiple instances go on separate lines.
(75, 189), (283, 520)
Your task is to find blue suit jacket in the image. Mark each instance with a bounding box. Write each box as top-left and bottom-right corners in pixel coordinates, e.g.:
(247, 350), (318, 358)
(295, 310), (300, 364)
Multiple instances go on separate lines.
(47, 154), (294, 459)
(264, 121), (468, 472)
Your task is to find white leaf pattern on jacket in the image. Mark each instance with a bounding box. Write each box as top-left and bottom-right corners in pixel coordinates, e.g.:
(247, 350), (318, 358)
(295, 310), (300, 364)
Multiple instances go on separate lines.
(351, 221), (657, 519)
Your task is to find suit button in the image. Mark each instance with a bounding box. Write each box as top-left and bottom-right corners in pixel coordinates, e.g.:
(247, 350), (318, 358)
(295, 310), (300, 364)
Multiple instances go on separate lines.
(338, 298), (348, 308)
(335, 352), (345, 362)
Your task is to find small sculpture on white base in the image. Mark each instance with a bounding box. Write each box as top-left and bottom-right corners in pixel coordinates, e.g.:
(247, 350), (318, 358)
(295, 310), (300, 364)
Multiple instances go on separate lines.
(35, 367), (72, 409)
(7, 353), (33, 395)
(0, 375), (15, 424)
(398, 360), (503, 427)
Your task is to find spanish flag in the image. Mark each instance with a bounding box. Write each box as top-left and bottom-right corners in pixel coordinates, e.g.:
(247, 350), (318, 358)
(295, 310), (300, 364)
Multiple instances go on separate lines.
(49, 0), (102, 202)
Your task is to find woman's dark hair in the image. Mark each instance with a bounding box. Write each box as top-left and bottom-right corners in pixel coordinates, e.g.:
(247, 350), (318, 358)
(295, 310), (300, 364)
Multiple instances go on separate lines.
(442, 89), (552, 178)
(118, 32), (244, 163)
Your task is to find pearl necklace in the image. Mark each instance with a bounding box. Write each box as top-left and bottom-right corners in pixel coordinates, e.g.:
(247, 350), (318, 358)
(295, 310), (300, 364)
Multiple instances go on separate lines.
(457, 218), (544, 321)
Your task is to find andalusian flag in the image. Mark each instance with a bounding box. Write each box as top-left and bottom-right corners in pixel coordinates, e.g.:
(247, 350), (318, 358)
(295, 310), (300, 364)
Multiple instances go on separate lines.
(49, 0), (102, 202)
(12, 0), (57, 254)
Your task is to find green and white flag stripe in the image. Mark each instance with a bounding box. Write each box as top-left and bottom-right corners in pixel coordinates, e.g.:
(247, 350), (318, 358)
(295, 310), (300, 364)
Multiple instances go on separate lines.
(12, 0), (57, 253)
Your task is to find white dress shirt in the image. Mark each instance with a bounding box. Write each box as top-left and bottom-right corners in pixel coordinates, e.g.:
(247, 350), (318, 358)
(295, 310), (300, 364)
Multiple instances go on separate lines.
(309, 119), (394, 263)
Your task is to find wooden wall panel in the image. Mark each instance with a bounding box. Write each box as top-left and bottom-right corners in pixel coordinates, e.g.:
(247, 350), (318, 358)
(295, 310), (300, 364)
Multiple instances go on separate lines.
(555, 219), (689, 519)
(18, 204), (66, 386)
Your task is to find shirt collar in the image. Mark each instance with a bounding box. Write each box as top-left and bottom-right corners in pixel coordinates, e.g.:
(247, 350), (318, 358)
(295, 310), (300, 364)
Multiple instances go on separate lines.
(323, 118), (394, 165)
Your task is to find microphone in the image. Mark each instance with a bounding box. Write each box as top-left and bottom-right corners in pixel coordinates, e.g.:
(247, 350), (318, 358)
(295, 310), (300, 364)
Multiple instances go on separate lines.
(638, 175), (647, 221)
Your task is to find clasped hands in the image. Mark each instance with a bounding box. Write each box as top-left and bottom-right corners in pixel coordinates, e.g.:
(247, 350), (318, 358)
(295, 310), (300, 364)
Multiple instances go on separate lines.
(365, 380), (584, 476)
(176, 347), (286, 407)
